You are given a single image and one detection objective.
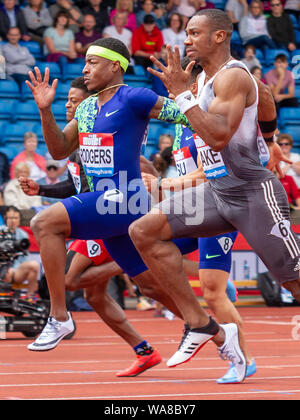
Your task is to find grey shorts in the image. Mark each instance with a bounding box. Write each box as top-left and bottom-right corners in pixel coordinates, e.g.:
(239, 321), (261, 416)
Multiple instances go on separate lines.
(157, 176), (300, 285)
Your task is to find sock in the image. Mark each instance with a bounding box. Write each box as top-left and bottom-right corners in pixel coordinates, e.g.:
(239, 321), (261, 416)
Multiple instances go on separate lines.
(190, 316), (220, 336)
(134, 340), (154, 356)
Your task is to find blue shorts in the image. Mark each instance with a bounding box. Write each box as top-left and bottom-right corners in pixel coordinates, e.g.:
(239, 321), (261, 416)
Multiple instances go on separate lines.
(198, 231), (238, 273)
(63, 190), (198, 277)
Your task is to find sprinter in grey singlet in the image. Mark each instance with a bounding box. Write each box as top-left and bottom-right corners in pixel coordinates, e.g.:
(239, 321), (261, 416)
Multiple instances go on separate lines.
(129, 9), (300, 368)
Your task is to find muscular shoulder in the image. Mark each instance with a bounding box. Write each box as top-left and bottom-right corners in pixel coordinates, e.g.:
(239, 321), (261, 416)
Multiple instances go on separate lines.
(214, 68), (254, 96)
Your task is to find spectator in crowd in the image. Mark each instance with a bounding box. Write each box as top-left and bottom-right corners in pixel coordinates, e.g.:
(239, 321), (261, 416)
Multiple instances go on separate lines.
(103, 11), (132, 52)
(0, 46), (6, 79)
(241, 44), (262, 70)
(0, 151), (10, 192)
(277, 133), (300, 189)
(149, 133), (174, 161)
(174, 0), (196, 28)
(4, 163), (42, 209)
(275, 169), (300, 209)
(153, 145), (177, 198)
(132, 14), (164, 68)
(136, 0), (166, 29)
(0, 0), (30, 41)
(49, 0), (83, 33)
(225, 0), (248, 30)
(265, 53), (299, 112)
(110, 0), (137, 32)
(284, 0), (300, 19)
(82, 0), (110, 34)
(150, 44), (169, 96)
(10, 132), (46, 181)
(23, 0), (53, 45)
(267, 0), (297, 51)
(44, 11), (77, 79)
(2, 27), (35, 91)
(250, 65), (266, 83)
(192, 0), (216, 11)
(75, 13), (102, 57)
(162, 13), (186, 58)
(0, 205), (40, 297)
(37, 160), (62, 206)
(239, 0), (277, 52)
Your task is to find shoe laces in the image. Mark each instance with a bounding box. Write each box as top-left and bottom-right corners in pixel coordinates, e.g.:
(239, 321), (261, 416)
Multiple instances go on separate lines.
(38, 317), (61, 340)
(218, 345), (238, 364)
(178, 325), (191, 351)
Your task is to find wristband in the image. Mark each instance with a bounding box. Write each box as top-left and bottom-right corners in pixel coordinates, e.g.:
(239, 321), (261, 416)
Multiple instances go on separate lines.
(264, 136), (274, 143)
(258, 118), (277, 133)
(175, 90), (197, 114)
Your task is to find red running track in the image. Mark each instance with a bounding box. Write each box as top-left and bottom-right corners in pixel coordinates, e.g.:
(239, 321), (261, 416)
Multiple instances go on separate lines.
(0, 306), (300, 400)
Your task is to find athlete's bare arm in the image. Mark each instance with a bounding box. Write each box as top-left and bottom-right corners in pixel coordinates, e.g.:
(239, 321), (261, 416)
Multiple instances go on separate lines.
(26, 67), (79, 159)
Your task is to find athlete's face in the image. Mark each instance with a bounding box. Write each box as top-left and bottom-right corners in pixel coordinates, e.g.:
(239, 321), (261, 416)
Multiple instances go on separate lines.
(83, 55), (119, 91)
(65, 87), (89, 121)
(184, 16), (215, 63)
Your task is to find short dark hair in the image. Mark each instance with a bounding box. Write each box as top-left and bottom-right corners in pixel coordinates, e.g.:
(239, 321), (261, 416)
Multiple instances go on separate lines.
(70, 77), (98, 96)
(90, 37), (131, 67)
(195, 9), (233, 39)
(275, 53), (288, 62)
(181, 56), (203, 83)
(53, 11), (69, 28)
(4, 206), (21, 217)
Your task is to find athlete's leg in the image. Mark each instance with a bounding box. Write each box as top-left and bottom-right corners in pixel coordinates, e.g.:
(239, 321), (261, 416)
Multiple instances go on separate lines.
(199, 269), (251, 364)
(31, 202), (71, 321)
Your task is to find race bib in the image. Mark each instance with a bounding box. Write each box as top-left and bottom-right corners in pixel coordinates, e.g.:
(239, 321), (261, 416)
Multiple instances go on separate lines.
(86, 240), (102, 258)
(173, 146), (197, 177)
(67, 160), (81, 194)
(194, 134), (228, 179)
(257, 124), (270, 167)
(79, 133), (114, 177)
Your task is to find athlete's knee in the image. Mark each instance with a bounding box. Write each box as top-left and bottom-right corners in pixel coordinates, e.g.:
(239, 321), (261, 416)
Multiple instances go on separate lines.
(30, 210), (50, 238)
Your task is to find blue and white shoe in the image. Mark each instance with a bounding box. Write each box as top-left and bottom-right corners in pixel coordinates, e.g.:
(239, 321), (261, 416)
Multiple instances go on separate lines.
(226, 279), (237, 303)
(217, 359), (257, 384)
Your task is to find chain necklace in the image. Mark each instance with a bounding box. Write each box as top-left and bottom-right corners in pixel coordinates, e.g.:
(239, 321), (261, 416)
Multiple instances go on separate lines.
(204, 56), (233, 83)
(95, 83), (128, 112)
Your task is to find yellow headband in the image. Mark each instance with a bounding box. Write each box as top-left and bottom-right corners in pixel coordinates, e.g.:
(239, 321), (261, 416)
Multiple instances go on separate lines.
(86, 45), (129, 72)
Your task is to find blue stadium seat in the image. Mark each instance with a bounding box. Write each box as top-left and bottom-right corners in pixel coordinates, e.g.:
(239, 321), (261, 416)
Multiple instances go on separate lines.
(55, 82), (71, 100)
(0, 99), (16, 120)
(211, 0), (226, 9)
(36, 62), (62, 80)
(144, 144), (158, 160)
(295, 30), (300, 47)
(290, 51), (300, 83)
(0, 145), (19, 162)
(64, 62), (85, 81)
(124, 64), (151, 88)
(289, 13), (299, 30)
(2, 122), (27, 143)
(19, 40), (43, 60)
(148, 121), (165, 142)
(264, 49), (289, 66)
(279, 107), (300, 125)
(32, 123), (44, 141)
(13, 100), (40, 122)
(52, 102), (66, 121)
(0, 80), (20, 99)
(294, 84), (300, 100)
(281, 124), (300, 145)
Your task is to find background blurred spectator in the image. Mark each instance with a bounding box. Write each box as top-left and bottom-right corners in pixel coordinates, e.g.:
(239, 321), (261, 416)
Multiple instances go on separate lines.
(37, 160), (62, 206)
(136, 0), (166, 29)
(23, 0), (53, 45)
(276, 170), (300, 209)
(239, 0), (276, 52)
(192, 0), (216, 11)
(284, 0), (300, 19)
(0, 0), (30, 41)
(82, 0), (110, 35)
(150, 44), (168, 96)
(110, 0), (137, 32)
(225, 0), (248, 30)
(132, 14), (163, 68)
(44, 11), (77, 78)
(149, 133), (174, 161)
(0, 151), (10, 191)
(49, 0), (83, 33)
(4, 162), (42, 209)
(265, 53), (299, 112)
(251, 65), (266, 83)
(174, 0), (196, 28)
(2, 27), (35, 91)
(103, 11), (132, 52)
(278, 133), (300, 189)
(0, 45), (6, 79)
(162, 12), (186, 57)
(75, 13), (102, 57)
(241, 44), (262, 70)
(10, 132), (46, 181)
(267, 0), (297, 51)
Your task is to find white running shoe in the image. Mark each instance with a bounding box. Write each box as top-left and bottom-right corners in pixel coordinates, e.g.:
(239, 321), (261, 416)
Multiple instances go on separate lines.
(28, 312), (75, 351)
(167, 324), (217, 368)
(218, 323), (246, 383)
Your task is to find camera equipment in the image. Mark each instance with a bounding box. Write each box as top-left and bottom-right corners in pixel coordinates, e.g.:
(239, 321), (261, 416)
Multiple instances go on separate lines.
(0, 228), (76, 339)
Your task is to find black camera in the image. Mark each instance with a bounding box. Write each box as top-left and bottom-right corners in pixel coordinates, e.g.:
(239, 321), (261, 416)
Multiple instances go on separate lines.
(0, 228), (30, 264)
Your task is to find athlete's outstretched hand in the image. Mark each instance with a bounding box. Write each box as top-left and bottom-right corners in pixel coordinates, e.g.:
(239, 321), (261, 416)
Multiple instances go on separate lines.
(25, 67), (58, 110)
(18, 176), (40, 196)
(147, 45), (195, 97)
(266, 142), (293, 178)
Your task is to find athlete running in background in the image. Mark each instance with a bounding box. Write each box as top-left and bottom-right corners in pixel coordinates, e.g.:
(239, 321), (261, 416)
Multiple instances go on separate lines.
(24, 37), (248, 382)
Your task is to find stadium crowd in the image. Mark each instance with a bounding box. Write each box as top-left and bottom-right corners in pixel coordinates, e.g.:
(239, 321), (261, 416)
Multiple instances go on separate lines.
(0, 0), (300, 304)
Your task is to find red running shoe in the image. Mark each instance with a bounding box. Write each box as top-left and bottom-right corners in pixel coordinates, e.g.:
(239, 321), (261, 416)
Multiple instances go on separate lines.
(116, 349), (162, 377)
